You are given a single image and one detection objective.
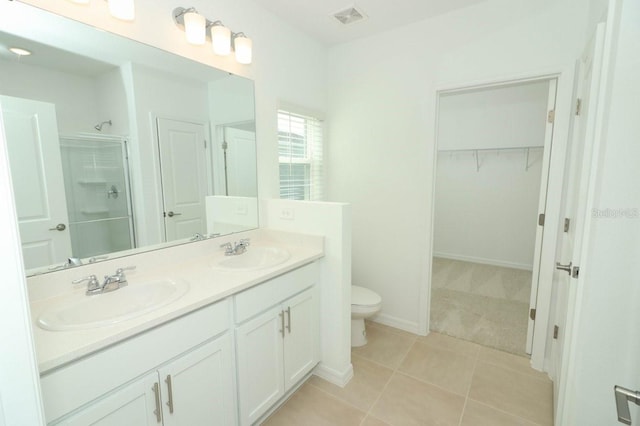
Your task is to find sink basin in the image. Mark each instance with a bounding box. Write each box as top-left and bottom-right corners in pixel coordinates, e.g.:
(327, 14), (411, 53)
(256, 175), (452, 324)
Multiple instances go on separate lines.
(37, 279), (189, 331)
(212, 246), (291, 271)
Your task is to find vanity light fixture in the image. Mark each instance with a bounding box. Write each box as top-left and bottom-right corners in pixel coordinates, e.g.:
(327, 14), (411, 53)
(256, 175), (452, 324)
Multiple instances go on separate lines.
(173, 6), (252, 64)
(9, 47), (32, 56)
(210, 21), (231, 56)
(68, 0), (90, 4)
(107, 0), (135, 21)
(232, 33), (252, 65)
(183, 9), (207, 45)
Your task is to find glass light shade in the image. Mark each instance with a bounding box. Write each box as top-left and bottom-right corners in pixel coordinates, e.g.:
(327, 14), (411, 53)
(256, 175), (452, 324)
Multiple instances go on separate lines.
(69, 0), (90, 4)
(211, 25), (231, 56)
(108, 0), (135, 21)
(234, 35), (252, 65)
(184, 12), (206, 45)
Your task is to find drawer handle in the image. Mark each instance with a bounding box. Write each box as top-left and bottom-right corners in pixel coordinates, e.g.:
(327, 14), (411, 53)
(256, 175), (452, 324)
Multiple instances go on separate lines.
(152, 382), (162, 423)
(279, 310), (285, 338)
(286, 307), (291, 334)
(165, 374), (174, 414)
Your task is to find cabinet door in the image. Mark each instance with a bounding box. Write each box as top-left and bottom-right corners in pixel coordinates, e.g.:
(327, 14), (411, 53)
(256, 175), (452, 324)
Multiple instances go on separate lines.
(236, 306), (285, 426)
(283, 287), (319, 389)
(158, 334), (236, 426)
(56, 372), (160, 426)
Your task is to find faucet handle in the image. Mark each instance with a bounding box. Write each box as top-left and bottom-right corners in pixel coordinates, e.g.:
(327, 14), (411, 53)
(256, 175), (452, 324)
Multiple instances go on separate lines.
(239, 238), (251, 246)
(115, 266), (136, 277)
(72, 274), (99, 285)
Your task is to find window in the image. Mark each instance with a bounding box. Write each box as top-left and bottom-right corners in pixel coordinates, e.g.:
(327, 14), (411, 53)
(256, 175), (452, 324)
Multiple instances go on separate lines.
(278, 109), (324, 201)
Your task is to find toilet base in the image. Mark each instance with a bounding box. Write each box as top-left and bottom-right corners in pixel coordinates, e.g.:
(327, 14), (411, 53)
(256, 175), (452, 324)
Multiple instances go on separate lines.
(351, 318), (367, 347)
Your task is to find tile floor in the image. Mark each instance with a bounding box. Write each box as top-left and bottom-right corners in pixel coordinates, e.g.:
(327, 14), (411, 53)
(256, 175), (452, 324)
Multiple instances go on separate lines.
(263, 322), (553, 426)
(430, 258), (532, 355)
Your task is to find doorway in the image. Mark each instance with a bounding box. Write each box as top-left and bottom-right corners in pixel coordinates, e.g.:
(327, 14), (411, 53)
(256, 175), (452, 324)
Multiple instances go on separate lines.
(430, 78), (557, 355)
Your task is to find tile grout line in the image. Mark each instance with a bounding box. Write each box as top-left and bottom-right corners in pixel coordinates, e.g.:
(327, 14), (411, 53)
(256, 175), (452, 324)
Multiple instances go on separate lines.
(457, 344), (481, 426)
(464, 398), (547, 426)
(360, 336), (418, 426)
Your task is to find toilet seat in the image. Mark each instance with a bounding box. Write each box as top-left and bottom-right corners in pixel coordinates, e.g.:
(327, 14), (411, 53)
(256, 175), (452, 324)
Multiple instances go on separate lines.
(352, 285), (382, 309)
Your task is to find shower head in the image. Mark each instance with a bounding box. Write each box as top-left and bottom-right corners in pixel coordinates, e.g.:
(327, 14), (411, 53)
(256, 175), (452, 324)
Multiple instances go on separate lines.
(94, 120), (112, 131)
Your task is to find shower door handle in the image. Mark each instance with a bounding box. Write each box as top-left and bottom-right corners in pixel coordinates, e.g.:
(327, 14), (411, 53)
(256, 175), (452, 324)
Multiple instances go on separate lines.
(166, 211), (182, 218)
(49, 223), (66, 231)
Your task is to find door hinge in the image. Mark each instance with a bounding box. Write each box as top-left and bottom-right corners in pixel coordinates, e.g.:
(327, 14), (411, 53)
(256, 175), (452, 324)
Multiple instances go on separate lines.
(530, 308), (536, 321)
(204, 139), (207, 149)
(572, 266), (580, 279)
(564, 218), (571, 233)
(538, 213), (545, 226)
(576, 98), (582, 115)
(547, 110), (555, 123)
(553, 325), (559, 339)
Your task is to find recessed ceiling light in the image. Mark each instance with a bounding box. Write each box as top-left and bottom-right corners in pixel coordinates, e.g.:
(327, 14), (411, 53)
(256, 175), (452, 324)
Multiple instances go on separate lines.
(333, 6), (367, 25)
(9, 47), (32, 56)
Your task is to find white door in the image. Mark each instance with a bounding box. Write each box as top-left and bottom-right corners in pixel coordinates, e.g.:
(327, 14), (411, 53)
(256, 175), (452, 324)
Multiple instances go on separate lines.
(156, 118), (208, 241)
(525, 79), (558, 354)
(60, 372), (159, 426)
(158, 335), (236, 426)
(223, 127), (257, 197)
(283, 287), (319, 389)
(235, 306), (285, 426)
(550, 23), (607, 413)
(0, 95), (72, 270)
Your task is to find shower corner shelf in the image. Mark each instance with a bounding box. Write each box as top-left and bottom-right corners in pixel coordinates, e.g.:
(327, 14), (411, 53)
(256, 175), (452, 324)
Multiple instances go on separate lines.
(78, 179), (107, 185)
(81, 209), (109, 215)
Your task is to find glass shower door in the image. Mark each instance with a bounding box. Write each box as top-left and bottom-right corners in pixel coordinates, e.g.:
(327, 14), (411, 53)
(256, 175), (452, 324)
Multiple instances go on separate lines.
(59, 136), (135, 259)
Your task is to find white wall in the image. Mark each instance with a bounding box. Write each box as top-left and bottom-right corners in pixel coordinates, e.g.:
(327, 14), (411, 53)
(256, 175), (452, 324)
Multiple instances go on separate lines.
(434, 150), (543, 269)
(327, 0), (588, 333)
(0, 60), (102, 133)
(438, 81), (549, 150)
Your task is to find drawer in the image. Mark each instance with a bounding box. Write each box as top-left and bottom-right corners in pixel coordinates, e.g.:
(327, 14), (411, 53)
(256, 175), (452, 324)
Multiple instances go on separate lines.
(41, 298), (230, 423)
(234, 262), (318, 324)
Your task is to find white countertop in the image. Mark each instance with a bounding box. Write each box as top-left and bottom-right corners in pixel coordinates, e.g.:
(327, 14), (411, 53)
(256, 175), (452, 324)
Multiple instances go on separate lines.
(29, 229), (324, 373)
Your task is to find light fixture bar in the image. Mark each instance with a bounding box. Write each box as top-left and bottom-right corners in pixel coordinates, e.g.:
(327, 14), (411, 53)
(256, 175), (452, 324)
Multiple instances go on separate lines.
(172, 6), (252, 64)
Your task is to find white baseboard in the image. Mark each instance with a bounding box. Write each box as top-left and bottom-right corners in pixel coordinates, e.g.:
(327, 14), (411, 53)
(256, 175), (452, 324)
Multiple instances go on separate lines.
(313, 362), (354, 388)
(370, 313), (424, 336)
(433, 252), (533, 271)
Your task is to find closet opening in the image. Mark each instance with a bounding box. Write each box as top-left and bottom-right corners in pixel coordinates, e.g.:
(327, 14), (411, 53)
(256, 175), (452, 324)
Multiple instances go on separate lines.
(430, 77), (558, 356)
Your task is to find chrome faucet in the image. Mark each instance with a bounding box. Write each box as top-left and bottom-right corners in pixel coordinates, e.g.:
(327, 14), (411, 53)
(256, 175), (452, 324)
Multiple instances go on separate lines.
(220, 238), (251, 256)
(73, 266), (136, 295)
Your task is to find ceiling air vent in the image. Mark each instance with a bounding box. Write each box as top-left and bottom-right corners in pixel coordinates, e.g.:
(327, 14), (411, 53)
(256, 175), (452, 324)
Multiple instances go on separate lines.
(333, 6), (367, 25)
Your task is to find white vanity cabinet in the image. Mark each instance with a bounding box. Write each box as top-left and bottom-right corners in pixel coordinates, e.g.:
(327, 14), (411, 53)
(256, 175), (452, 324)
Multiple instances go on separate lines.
(41, 299), (236, 425)
(234, 263), (320, 425)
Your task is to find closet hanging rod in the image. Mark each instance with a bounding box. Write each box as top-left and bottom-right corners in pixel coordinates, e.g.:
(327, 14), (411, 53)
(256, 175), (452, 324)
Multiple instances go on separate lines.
(437, 145), (544, 153)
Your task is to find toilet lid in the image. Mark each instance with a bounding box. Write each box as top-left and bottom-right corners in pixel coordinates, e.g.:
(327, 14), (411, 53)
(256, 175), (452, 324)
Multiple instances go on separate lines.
(352, 285), (381, 306)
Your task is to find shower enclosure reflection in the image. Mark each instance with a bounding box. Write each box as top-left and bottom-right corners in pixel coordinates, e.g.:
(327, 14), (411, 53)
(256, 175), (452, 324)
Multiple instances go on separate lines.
(60, 136), (135, 261)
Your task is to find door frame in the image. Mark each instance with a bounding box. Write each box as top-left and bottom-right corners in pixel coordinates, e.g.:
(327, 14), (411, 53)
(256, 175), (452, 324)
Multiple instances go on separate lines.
(421, 66), (577, 371)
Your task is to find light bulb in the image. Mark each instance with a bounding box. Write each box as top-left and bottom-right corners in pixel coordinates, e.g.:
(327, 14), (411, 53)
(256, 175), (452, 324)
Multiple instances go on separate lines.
(211, 24), (231, 55)
(234, 34), (252, 65)
(108, 0), (135, 21)
(184, 11), (206, 45)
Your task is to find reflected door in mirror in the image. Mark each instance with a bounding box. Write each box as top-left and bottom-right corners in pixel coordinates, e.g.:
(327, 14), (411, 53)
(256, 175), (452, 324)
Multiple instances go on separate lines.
(1, 95), (72, 269)
(157, 118), (208, 241)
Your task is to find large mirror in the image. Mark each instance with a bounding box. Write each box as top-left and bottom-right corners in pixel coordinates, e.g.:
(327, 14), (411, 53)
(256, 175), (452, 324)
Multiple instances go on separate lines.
(0, 3), (258, 276)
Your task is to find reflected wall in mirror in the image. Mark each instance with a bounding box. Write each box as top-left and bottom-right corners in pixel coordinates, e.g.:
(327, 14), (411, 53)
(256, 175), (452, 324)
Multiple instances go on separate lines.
(0, 2), (258, 276)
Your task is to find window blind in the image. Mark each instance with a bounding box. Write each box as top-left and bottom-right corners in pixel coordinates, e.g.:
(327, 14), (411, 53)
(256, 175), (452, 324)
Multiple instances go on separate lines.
(278, 109), (324, 201)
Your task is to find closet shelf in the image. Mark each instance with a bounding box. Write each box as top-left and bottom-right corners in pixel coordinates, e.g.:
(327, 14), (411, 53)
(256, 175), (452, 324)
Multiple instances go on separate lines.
(437, 145), (543, 153)
(438, 146), (544, 172)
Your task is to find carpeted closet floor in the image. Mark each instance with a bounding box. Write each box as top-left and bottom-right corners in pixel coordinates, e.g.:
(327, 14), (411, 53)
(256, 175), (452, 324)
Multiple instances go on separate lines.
(430, 258), (532, 355)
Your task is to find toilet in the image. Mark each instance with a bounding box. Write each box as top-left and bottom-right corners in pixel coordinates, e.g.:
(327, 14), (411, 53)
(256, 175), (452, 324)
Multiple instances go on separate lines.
(351, 285), (382, 347)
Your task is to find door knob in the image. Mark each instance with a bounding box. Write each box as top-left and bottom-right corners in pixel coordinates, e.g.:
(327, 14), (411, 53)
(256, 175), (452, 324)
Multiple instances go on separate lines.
(49, 223), (66, 231)
(166, 211), (182, 217)
(556, 261), (572, 274)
